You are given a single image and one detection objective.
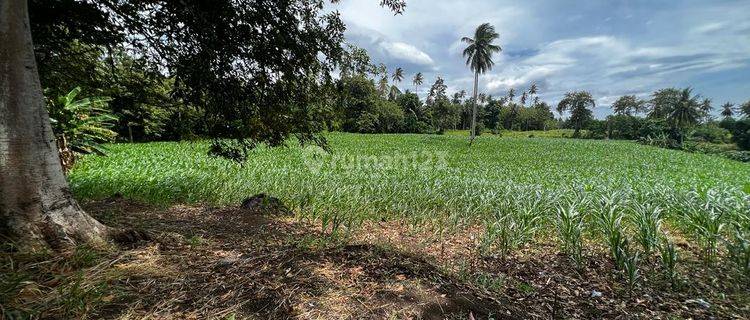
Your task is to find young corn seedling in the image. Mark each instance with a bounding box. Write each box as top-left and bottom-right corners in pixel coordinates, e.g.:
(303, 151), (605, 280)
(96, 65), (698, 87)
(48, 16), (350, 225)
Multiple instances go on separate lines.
(725, 225), (750, 278)
(683, 193), (727, 263)
(659, 237), (679, 289)
(621, 239), (640, 297)
(631, 202), (663, 257)
(555, 202), (585, 268)
(595, 192), (628, 270)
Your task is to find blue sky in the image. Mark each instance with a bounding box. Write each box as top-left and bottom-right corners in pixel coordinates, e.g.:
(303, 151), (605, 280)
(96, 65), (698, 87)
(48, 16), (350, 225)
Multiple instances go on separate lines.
(329, 0), (750, 118)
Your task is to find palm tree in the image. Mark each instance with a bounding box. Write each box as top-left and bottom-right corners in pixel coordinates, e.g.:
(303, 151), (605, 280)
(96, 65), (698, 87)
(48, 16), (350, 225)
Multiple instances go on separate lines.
(462, 23), (502, 143)
(699, 98), (713, 123)
(557, 91), (595, 137)
(529, 83), (538, 96)
(392, 67), (404, 85)
(520, 91), (528, 106)
(507, 88), (515, 102)
(667, 88), (701, 143)
(720, 102), (735, 119)
(741, 101), (750, 118)
(528, 84), (538, 105)
(413, 72), (424, 94)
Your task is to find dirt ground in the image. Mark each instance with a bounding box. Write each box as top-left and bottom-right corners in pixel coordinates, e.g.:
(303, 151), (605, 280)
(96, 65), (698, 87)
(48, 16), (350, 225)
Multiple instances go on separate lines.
(2, 198), (748, 319)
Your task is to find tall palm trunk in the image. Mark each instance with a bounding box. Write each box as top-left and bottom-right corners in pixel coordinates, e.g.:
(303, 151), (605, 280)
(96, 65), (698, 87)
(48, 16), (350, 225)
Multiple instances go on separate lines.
(469, 71), (479, 143)
(1, 1), (109, 251)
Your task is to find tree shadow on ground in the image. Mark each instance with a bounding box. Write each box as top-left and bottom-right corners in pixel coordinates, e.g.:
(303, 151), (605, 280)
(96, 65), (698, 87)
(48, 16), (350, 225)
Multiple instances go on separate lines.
(83, 198), (524, 319)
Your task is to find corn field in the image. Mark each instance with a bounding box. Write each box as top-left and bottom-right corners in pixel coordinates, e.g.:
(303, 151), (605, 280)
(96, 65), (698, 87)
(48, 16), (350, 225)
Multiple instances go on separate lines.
(70, 133), (750, 278)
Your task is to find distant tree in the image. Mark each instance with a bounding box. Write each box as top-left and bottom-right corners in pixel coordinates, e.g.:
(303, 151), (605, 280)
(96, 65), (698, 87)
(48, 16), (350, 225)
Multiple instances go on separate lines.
(649, 88), (682, 119)
(340, 44), (374, 77)
(484, 99), (503, 130)
(376, 64), (389, 96)
(412, 72), (424, 94)
(378, 76), (389, 98)
(507, 88), (516, 102)
(462, 23), (502, 143)
(426, 77), (448, 106)
(529, 83), (538, 95)
(612, 95), (645, 116)
(451, 92), (463, 104)
(478, 93), (487, 104)
(740, 100), (750, 118)
(699, 98), (713, 123)
(720, 102), (735, 119)
(392, 67), (404, 84)
(666, 88), (702, 143)
(388, 85), (402, 101)
(520, 91), (528, 106)
(557, 91), (595, 137)
(528, 83), (540, 106)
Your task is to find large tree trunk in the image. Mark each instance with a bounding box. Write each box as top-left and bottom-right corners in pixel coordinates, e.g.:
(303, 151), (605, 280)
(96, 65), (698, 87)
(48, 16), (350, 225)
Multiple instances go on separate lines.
(469, 71), (478, 143)
(0, 0), (109, 251)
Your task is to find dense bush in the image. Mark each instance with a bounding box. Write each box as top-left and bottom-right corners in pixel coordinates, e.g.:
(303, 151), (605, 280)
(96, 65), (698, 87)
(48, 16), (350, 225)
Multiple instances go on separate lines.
(689, 125), (731, 144)
(730, 119), (750, 150)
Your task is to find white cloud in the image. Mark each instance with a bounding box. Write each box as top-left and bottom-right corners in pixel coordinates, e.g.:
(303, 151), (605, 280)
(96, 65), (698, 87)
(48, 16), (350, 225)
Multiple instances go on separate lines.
(379, 41), (434, 65)
(331, 0), (750, 114)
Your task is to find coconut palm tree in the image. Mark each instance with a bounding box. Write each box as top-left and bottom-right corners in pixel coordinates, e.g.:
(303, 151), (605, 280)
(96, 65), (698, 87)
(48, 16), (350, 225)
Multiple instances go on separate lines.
(720, 102), (735, 119)
(667, 88), (701, 143)
(528, 84), (539, 105)
(699, 98), (713, 123)
(392, 67), (404, 85)
(741, 101), (750, 118)
(529, 83), (538, 96)
(507, 88), (515, 102)
(413, 72), (424, 94)
(462, 23), (502, 143)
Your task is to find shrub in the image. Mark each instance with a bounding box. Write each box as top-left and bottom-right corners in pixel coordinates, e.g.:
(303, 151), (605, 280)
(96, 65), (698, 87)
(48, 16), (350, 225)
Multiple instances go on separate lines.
(730, 119), (750, 150)
(689, 125), (731, 144)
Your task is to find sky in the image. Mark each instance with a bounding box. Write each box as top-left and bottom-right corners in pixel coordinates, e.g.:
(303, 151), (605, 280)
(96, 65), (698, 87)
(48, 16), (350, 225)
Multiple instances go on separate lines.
(328, 0), (750, 118)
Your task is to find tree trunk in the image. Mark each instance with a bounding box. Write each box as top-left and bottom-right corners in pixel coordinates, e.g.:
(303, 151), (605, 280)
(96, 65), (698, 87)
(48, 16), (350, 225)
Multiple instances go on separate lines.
(0, 0), (109, 251)
(469, 71), (478, 144)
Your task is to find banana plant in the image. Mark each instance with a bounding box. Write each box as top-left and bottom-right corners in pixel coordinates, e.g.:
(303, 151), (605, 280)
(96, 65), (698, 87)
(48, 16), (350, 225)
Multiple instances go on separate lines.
(47, 87), (117, 169)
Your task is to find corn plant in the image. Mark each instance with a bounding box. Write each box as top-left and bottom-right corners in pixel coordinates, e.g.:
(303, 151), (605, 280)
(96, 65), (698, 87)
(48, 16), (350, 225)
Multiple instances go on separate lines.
(621, 240), (640, 296)
(631, 202), (663, 257)
(594, 192), (628, 270)
(682, 192), (727, 262)
(725, 225), (750, 278)
(658, 237), (679, 288)
(480, 209), (541, 260)
(555, 202), (585, 268)
(67, 133), (750, 253)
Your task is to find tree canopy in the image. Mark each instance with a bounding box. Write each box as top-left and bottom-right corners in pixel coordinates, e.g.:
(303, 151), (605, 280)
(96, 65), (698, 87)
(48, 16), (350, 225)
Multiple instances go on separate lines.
(31, 0), (406, 161)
